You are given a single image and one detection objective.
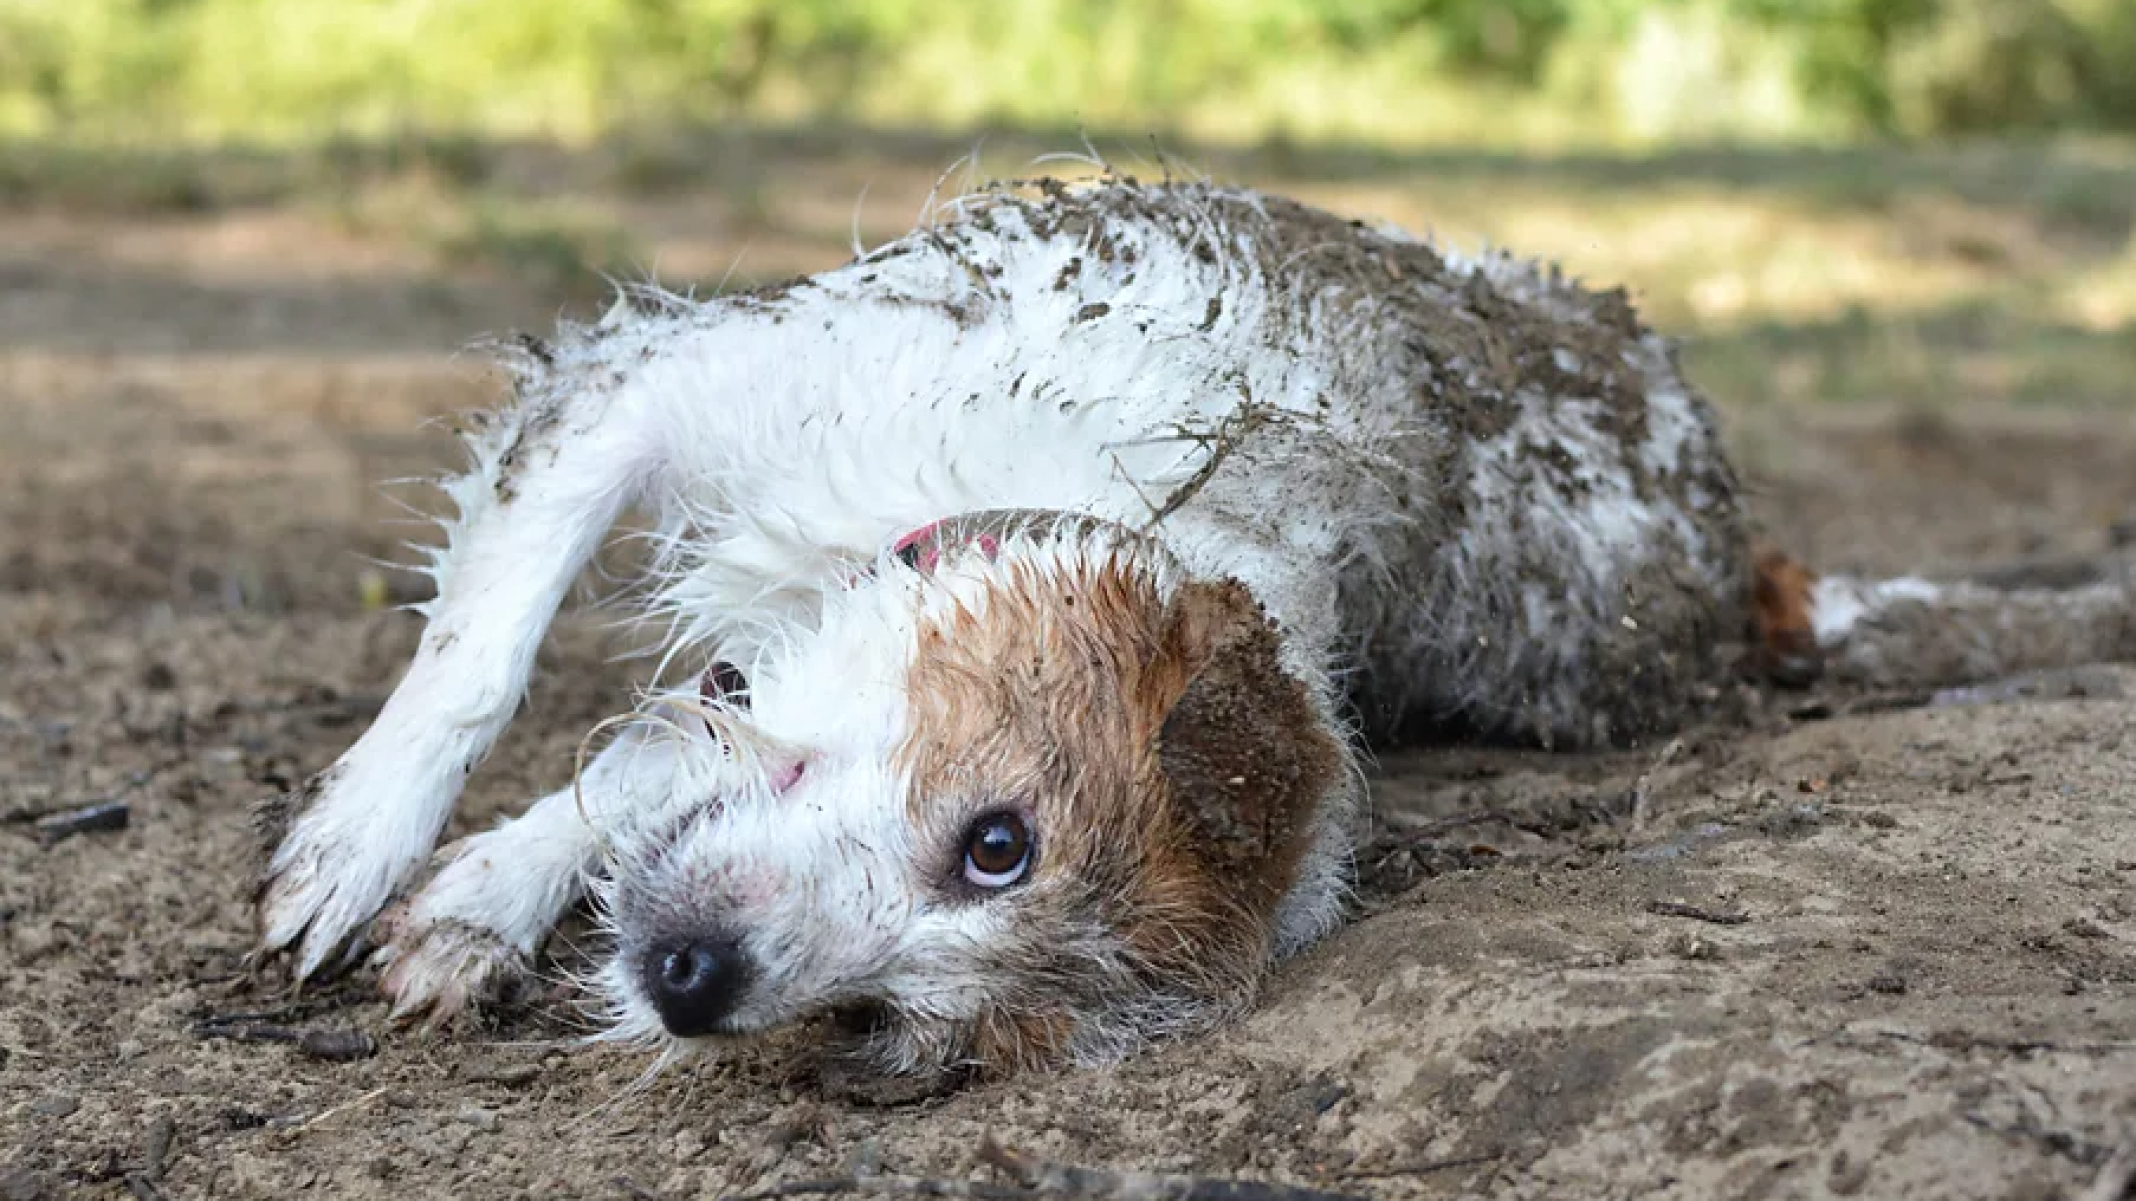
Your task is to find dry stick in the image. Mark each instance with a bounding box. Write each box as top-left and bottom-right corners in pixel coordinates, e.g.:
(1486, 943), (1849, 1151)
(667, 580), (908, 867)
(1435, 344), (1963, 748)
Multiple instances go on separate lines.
(32, 800), (131, 846)
(1646, 900), (1750, 926)
(1958, 1111), (2111, 1165)
(1128, 404), (1281, 532)
(2, 754), (191, 825)
(721, 1177), (1027, 1201)
(190, 1021), (376, 1061)
(286, 1087), (392, 1134)
(192, 994), (365, 1029)
(1336, 1151), (1502, 1182)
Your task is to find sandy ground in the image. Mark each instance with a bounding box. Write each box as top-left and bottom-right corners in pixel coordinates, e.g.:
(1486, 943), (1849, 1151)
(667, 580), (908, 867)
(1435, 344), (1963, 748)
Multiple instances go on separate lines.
(3, 193), (2135, 1201)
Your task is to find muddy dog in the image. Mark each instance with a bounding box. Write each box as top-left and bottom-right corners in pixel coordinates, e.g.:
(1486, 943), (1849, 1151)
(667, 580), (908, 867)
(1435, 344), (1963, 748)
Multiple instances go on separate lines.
(253, 176), (2133, 1080)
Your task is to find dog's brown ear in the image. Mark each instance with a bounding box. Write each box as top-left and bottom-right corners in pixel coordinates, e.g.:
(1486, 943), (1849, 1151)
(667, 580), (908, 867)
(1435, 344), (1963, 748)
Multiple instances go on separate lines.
(1152, 578), (1343, 910)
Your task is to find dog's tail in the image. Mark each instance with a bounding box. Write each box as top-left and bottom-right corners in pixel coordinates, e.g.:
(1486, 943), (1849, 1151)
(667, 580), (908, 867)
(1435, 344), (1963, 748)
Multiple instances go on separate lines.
(1751, 546), (2135, 693)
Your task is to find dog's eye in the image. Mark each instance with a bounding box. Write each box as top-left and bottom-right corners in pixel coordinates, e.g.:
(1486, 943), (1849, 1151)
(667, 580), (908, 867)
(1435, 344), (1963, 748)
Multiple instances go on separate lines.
(961, 812), (1033, 889)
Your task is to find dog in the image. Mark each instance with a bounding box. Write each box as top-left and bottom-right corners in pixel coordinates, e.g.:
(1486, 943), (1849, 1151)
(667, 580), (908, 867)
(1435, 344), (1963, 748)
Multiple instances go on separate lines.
(254, 175), (2133, 1080)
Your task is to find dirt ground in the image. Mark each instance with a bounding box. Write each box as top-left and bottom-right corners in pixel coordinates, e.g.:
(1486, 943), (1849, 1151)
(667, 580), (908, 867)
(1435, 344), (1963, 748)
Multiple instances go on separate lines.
(3, 175), (2135, 1201)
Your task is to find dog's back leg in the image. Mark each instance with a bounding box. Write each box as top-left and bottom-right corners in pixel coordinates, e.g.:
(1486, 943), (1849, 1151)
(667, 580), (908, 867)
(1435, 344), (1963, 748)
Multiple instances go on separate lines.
(258, 351), (660, 980)
(1760, 548), (2136, 691)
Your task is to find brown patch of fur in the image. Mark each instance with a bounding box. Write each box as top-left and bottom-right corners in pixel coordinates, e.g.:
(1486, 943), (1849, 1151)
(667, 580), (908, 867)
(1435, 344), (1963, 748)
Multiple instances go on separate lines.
(966, 1006), (1077, 1072)
(898, 549), (1341, 1065)
(1149, 578), (1341, 934)
(1750, 547), (1823, 687)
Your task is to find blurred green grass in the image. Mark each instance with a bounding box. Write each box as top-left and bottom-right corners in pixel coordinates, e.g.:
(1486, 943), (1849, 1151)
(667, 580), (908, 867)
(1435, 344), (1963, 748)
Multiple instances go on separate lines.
(9, 0), (2136, 145)
(3, 124), (2132, 416)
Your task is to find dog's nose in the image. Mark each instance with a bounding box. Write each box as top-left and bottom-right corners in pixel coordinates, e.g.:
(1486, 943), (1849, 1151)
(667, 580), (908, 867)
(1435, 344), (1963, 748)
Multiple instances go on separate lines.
(642, 935), (750, 1037)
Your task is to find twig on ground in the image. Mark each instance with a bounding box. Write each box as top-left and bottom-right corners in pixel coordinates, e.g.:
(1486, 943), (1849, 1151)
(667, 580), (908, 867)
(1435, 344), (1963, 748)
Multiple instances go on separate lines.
(295, 1029), (378, 1061)
(190, 1021), (375, 1061)
(191, 994), (365, 1029)
(3, 756), (188, 827)
(1646, 900), (1750, 926)
(614, 1177), (673, 1201)
(1787, 691), (1936, 722)
(192, 1021), (304, 1044)
(1959, 1112), (2111, 1166)
(32, 801), (130, 846)
(1337, 1150), (1502, 1182)
(721, 1176), (1025, 1200)
(285, 1086), (391, 1134)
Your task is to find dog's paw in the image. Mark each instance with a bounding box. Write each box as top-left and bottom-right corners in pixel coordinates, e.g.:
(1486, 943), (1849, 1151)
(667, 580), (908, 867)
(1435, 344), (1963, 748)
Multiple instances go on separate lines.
(369, 833), (554, 1024)
(373, 906), (536, 1027)
(255, 766), (439, 981)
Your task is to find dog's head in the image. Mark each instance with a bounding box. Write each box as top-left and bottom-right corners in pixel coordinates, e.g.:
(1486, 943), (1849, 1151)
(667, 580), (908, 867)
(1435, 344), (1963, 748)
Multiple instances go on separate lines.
(588, 513), (1344, 1079)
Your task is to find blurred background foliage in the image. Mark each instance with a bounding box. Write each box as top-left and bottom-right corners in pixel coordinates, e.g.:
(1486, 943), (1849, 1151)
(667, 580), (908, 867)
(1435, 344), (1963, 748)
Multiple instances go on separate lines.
(1, 1), (2130, 423)
(5, 0), (2136, 146)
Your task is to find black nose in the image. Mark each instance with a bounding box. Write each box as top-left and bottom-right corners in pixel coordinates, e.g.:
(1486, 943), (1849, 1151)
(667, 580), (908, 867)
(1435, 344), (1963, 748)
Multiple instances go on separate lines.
(642, 935), (751, 1037)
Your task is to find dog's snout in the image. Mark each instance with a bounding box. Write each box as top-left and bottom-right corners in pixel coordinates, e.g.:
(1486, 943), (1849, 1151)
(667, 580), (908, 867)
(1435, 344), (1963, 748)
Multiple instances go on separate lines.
(643, 934), (751, 1037)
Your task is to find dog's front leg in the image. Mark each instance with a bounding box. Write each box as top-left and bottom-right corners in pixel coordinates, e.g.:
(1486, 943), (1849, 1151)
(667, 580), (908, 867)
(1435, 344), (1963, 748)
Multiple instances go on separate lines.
(372, 722), (679, 1023)
(258, 374), (657, 980)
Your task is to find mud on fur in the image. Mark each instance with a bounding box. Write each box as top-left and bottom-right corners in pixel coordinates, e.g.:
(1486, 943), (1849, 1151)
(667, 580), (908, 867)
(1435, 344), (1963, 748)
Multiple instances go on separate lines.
(252, 172), (2136, 1082)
